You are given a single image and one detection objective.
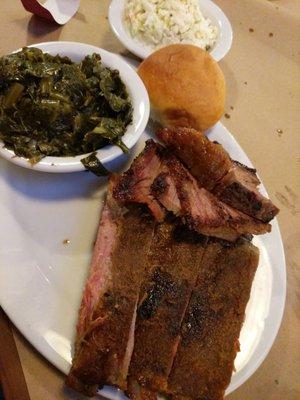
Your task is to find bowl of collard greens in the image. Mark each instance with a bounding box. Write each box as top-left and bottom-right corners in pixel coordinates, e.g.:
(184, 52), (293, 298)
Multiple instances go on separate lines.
(0, 41), (150, 173)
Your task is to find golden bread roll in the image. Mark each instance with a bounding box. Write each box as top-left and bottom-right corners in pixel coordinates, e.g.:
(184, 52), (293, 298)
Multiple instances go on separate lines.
(138, 44), (226, 131)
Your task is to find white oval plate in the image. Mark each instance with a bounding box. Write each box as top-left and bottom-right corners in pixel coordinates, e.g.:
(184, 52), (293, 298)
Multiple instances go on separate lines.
(0, 122), (285, 398)
(0, 41), (150, 173)
(109, 0), (233, 61)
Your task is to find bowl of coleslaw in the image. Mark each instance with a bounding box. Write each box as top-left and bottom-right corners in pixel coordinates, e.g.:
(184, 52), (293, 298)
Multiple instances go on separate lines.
(109, 0), (233, 61)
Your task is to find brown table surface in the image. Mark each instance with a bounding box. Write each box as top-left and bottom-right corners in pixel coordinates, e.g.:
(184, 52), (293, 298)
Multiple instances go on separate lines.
(0, 0), (299, 399)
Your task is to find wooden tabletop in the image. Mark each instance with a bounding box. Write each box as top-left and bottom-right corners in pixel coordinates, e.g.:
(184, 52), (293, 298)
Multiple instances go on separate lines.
(0, 0), (299, 399)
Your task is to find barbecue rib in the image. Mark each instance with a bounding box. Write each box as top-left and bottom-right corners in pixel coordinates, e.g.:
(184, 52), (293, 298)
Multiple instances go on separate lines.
(157, 127), (279, 222)
(166, 238), (259, 400)
(66, 180), (155, 395)
(127, 222), (207, 398)
(113, 140), (271, 241)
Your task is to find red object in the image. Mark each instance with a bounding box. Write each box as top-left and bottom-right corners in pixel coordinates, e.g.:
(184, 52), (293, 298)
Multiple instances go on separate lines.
(20, 0), (57, 23)
(20, 0), (80, 25)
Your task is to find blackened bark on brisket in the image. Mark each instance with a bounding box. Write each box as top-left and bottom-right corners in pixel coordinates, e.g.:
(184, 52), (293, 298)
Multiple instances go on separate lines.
(157, 127), (279, 223)
(113, 140), (165, 221)
(213, 161), (279, 222)
(113, 140), (271, 242)
(166, 239), (259, 400)
(127, 222), (207, 397)
(156, 126), (232, 190)
(66, 197), (155, 395)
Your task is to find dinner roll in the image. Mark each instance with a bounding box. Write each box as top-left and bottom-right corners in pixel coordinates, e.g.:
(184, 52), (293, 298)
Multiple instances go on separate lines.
(138, 44), (226, 131)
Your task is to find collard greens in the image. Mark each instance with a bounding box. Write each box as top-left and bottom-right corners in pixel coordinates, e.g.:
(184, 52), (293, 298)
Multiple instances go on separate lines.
(0, 47), (132, 170)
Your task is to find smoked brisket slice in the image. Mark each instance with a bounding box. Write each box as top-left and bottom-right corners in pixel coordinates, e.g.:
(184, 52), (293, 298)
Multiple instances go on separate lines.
(157, 127), (279, 223)
(113, 140), (271, 242)
(156, 126), (232, 190)
(213, 160), (279, 223)
(127, 222), (207, 398)
(167, 239), (259, 400)
(66, 180), (155, 396)
(113, 140), (165, 221)
(153, 150), (271, 241)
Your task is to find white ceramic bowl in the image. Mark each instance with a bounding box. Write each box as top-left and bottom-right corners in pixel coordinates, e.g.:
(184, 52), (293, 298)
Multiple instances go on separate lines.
(109, 0), (233, 62)
(0, 41), (150, 173)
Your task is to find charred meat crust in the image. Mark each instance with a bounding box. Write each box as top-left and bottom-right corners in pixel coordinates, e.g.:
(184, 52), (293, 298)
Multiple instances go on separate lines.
(138, 268), (179, 321)
(232, 160), (257, 175)
(66, 205), (155, 395)
(113, 140), (271, 242)
(156, 126), (232, 190)
(151, 172), (169, 198)
(127, 222), (207, 394)
(65, 372), (98, 397)
(213, 161), (279, 223)
(113, 141), (166, 221)
(167, 239), (259, 400)
(156, 127), (279, 223)
(161, 147), (271, 240)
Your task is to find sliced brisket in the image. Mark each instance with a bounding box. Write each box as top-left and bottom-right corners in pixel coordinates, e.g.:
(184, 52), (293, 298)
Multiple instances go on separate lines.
(113, 140), (271, 242)
(127, 223), (207, 397)
(113, 140), (165, 221)
(154, 150), (271, 241)
(166, 238), (259, 400)
(66, 180), (155, 396)
(157, 127), (278, 223)
(67, 134), (269, 400)
(213, 160), (279, 222)
(156, 126), (232, 190)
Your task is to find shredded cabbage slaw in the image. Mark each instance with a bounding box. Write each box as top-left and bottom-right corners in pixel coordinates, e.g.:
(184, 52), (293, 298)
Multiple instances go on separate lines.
(124, 0), (218, 52)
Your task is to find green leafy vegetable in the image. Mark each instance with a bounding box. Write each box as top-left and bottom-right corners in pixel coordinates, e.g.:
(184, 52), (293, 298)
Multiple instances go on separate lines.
(3, 82), (25, 107)
(0, 47), (132, 166)
(81, 152), (109, 176)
